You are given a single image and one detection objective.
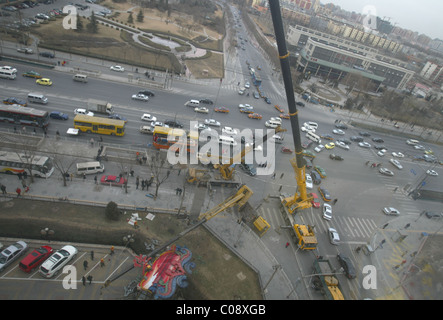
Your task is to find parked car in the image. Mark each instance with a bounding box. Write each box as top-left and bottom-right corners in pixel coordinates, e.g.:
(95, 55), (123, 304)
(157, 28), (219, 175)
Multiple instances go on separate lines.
(426, 170), (438, 176)
(379, 168), (394, 176)
(19, 245), (53, 273)
(359, 131), (371, 137)
(310, 171), (321, 185)
(335, 123), (348, 130)
(372, 138), (384, 143)
(358, 142), (371, 148)
(318, 187), (331, 202)
(39, 245), (78, 278)
(100, 175), (127, 186)
(310, 192), (320, 208)
(337, 254), (356, 279)
(50, 111), (69, 120)
(335, 141), (349, 150)
(305, 173), (313, 189)
(425, 211), (441, 219)
(314, 166), (327, 178)
(350, 136), (363, 142)
(332, 129), (345, 135)
(0, 241), (28, 271)
(329, 154), (344, 161)
(389, 159), (403, 170)
(240, 163), (256, 176)
(325, 142), (335, 150)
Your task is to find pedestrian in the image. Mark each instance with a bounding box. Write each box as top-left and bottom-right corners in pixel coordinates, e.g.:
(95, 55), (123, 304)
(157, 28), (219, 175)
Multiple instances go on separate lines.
(280, 173), (284, 179)
(1, 184), (6, 195)
(178, 169), (181, 176)
(366, 161), (370, 166)
(100, 258), (105, 267)
(16, 187), (21, 197)
(285, 242), (290, 248)
(136, 176), (139, 189)
(70, 173), (73, 181)
(83, 260), (88, 270)
(393, 187), (398, 192)
(82, 276), (86, 286)
(333, 198), (338, 205)
(110, 246), (114, 256)
(141, 180), (145, 191)
(272, 173), (276, 179)
(23, 171), (27, 179)
(83, 173), (86, 180)
(90, 250), (94, 261)
(178, 188), (182, 195)
(21, 179), (27, 189)
(87, 275), (93, 285)
(94, 175), (98, 185)
(90, 138), (94, 147)
(176, 188), (180, 195)
(14, 126), (17, 133)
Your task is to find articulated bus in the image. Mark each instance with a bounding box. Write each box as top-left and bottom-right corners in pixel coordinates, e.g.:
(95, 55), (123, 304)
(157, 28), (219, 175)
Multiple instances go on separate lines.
(152, 126), (198, 152)
(0, 151), (54, 178)
(0, 104), (50, 128)
(73, 115), (125, 136)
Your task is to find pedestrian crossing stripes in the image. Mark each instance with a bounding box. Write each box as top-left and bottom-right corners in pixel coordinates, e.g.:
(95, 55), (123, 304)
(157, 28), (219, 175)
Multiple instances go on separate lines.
(257, 205), (378, 242)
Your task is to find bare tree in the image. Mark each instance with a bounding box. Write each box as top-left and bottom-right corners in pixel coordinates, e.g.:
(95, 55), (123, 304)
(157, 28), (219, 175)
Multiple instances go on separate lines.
(148, 150), (171, 199)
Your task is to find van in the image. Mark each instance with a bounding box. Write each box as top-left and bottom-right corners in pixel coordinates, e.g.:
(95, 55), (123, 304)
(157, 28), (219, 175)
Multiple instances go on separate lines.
(0, 69), (17, 80)
(27, 93), (48, 104)
(265, 120), (281, 128)
(184, 100), (200, 108)
(73, 74), (88, 83)
(76, 161), (105, 175)
(306, 131), (321, 144)
(219, 135), (237, 146)
(406, 139), (419, 145)
(272, 134), (284, 144)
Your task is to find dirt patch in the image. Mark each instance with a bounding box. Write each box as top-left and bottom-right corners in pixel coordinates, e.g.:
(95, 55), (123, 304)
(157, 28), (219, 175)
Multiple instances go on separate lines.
(0, 198), (262, 300)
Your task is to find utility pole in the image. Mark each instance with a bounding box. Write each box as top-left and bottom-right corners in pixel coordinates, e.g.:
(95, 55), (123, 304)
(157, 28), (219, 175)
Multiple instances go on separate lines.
(262, 265), (281, 295)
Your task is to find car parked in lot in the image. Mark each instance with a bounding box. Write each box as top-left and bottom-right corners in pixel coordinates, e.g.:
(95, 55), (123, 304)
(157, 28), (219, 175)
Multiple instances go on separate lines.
(314, 144), (325, 153)
(358, 142), (371, 148)
(325, 142), (335, 150)
(359, 131), (371, 137)
(337, 254), (356, 279)
(22, 71), (42, 79)
(314, 166), (327, 178)
(49, 111), (69, 120)
(426, 170), (438, 176)
(334, 123), (348, 130)
(305, 173), (313, 189)
(372, 138), (384, 143)
(391, 152), (405, 158)
(350, 136), (363, 142)
(383, 207), (400, 216)
(0, 241), (28, 272)
(329, 154), (344, 161)
(19, 245), (53, 273)
(332, 129), (345, 135)
(3, 97), (27, 107)
(425, 211), (441, 219)
(100, 175), (127, 186)
(39, 245), (78, 278)
(310, 171), (321, 185)
(36, 78), (52, 86)
(320, 134), (334, 141)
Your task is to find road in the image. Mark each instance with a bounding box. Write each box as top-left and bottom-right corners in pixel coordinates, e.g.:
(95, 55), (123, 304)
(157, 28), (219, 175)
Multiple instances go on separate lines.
(1, 3), (443, 300)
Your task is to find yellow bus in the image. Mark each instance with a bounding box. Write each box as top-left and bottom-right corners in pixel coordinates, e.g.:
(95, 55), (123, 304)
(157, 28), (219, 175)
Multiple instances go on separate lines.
(153, 126), (198, 152)
(73, 115), (126, 136)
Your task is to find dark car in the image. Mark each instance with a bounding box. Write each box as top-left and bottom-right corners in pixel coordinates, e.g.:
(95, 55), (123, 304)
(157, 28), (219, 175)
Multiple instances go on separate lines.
(138, 90), (155, 97)
(296, 101), (305, 107)
(335, 123), (348, 130)
(164, 120), (183, 128)
(49, 111), (69, 120)
(240, 163), (256, 176)
(304, 157), (313, 169)
(337, 139), (352, 145)
(329, 154), (344, 161)
(350, 136), (363, 142)
(372, 138), (384, 143)
(425, 211), (441, 219)
(318, 187), (331, 202)
(374, 145), (387, 150)
(199, 98), (214, 105)
(3, 97), (27, 107)
(310, 171), (321, 185)
(39, 51), (55, 58)
(108, 114), (127, 121)
(359, 131), (371, 137)
(337, 254), (356, 279)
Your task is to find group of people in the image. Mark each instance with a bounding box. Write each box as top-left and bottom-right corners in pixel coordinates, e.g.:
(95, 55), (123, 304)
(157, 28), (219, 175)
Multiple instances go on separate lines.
(135, 175), (154, 191)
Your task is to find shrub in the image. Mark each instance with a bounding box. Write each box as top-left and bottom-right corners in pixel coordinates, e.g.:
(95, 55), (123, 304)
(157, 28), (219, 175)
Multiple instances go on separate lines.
(105, 201), (120, 221)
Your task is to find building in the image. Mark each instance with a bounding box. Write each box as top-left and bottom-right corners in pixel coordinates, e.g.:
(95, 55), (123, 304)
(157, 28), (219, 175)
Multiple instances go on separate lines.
(419, 61), (443, 87)
(288, 25), (415, 90)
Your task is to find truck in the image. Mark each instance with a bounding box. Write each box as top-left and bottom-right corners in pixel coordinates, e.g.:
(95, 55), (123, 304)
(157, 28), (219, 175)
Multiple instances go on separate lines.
(87, 99), (114, 115)
(312, 258), (344, 300)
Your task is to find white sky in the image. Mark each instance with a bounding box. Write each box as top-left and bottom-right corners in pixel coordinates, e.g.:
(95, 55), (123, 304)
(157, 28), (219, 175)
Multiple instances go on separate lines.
(327, 0), (443, 40)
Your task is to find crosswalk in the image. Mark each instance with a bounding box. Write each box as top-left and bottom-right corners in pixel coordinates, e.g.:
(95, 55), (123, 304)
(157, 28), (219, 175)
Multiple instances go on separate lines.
(256, 205), (378, 243)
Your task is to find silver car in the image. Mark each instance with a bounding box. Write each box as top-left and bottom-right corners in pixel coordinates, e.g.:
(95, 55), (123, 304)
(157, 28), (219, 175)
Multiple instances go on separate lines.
(328, 228), (340, 245)
(0, 241), (28, 271)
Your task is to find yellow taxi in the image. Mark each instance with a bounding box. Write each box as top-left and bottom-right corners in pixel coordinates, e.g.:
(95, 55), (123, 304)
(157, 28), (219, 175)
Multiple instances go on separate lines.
(280, 113), (290, 119)
(36, 78), (53, 86)
(214, 107), (229, 113)
(274, 105), (285, 113)
(248, 113), (262, 120)
(325, 142), (335, 149)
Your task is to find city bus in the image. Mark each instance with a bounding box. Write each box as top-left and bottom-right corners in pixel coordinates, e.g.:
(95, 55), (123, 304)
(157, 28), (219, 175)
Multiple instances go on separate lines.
(0, 104), (50, 128)
(73, 115), (125, 136)
(0, 151), (55, 178)
(153, 126), (198, 152)
(252, 71), (262, 86)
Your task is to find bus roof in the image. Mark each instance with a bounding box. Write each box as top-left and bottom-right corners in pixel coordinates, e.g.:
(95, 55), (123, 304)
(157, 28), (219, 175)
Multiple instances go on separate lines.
(0, 151), (50, 166)
(153, 126), (187, 136)
(74, 114), (125, 126)
(0, 104), (48, 117)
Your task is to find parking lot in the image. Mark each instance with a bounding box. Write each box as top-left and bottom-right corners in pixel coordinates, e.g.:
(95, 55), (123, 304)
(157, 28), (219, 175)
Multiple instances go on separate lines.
(0, 238), (140, 299)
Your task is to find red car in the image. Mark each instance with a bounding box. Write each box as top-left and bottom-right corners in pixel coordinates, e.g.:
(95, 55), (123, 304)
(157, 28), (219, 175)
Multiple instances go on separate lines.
(309, 192), (320, 208)
(100, 175), (127, 186)
(19, 245), (53, 273)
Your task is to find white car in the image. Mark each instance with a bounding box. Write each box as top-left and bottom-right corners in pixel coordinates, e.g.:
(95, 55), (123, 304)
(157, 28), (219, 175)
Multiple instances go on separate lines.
(379, 167), (394, 176)
(305, 173), (313, 190)
(332, 129), (345, 135)
(322, 203), (332, 220)
(426, 169), (438, 176)
(265, 121), (279, 128)
(74, 108), (94, 116)
(204, 119), (221, 127)
(150, 121), (165, 127)
(222, 126), (238, 136)
(328, 228), (340, 245)
(301, 125), (316, 133)
(110, 65), (124, 72)
(238, 103), (251, 109)
(358, 142), (371, 148)
(383, 207), (400, 216)
(194, 106), (209, 114)
(414, 145), (425, 150)
(314, 144), (325, 153)
(244, 81), (250, 88)
(0, 66), (17, 73)
(194, 123), (212, 131)
(389, 158), (403, 170)
(392, 152), (405, 158)
(335, 141), (349, 150)
(39, 245), (78, 278)
(270, 117), (282, 124)
(377, 150), (386, 157)
(304, 121), (318, 129)
(141, 114), (157, 122)
(132, 94), (149, 102)
(140, 125), (154, 134)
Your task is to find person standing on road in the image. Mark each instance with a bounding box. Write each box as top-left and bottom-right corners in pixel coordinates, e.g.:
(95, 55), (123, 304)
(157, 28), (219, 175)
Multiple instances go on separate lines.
(87, 275), (93, 285)
(1, 184), (6, 195)
(83, 260), (88, 270)
(16, 187), (21, 197)
(136, 176), (139, 190)
(82, 276), (86, 286)
(333, 199), (338, 205)
(94, 175), (98, 185)
(90, 250), (94, 261)
(285, 242), (290, 248)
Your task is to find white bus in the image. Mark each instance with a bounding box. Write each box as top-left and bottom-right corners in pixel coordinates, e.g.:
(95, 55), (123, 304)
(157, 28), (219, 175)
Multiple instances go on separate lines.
(0, 69), (17, 80)
(0, 151), (54, 178)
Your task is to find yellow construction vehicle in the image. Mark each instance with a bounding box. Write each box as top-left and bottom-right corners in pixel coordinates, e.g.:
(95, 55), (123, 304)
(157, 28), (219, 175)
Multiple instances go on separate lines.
(292, 224), (317, 250)
(312, 258), (345, 300)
